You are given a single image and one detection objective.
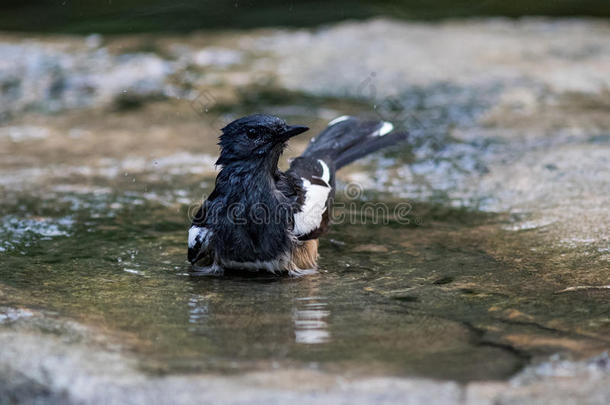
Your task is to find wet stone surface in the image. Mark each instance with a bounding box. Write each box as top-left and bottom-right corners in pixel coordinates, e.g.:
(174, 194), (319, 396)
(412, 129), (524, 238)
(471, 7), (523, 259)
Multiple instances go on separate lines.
(0, 17), (609, 403)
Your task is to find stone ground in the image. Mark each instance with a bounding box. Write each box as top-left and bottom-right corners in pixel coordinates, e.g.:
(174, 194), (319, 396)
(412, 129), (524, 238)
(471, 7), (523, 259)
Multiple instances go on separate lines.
(1, 18), (609, 404)
(1, 308), (609, 405)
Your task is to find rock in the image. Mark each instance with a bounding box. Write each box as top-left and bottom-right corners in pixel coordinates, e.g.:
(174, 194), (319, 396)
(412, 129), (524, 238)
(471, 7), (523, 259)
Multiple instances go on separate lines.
(259, 18), (610, 96)
(0, 40), (174, 119)
(192, 47), (243, 67)
(1, 310), (608, 404)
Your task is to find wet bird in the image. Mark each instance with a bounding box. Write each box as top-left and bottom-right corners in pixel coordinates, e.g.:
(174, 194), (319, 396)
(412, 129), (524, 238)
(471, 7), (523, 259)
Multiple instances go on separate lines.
(187, 114), (406, 275)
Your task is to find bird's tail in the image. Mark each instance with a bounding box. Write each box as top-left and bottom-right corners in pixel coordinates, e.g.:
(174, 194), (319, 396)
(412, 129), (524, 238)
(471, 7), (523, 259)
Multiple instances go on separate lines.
(301, 116), (407, 170)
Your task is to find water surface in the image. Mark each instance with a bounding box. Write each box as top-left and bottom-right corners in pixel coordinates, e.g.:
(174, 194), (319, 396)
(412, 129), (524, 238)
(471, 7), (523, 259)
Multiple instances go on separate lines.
(1, 186), (607, 382)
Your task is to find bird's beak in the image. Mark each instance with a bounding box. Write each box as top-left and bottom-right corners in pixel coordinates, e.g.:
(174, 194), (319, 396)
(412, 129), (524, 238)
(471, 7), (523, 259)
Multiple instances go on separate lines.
(280, 125), (309, 140)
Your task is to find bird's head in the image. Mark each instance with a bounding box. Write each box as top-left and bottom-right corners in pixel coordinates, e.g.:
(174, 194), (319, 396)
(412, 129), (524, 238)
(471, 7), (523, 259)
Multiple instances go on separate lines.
(216, 114), (308, 166)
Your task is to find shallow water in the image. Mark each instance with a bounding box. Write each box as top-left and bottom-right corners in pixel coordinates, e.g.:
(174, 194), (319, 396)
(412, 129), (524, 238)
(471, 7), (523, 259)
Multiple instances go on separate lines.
(1, 183), (608, 382)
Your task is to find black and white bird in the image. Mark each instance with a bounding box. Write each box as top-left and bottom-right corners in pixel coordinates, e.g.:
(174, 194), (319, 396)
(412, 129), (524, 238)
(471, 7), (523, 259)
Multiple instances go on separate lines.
(187, 114), (406, 275)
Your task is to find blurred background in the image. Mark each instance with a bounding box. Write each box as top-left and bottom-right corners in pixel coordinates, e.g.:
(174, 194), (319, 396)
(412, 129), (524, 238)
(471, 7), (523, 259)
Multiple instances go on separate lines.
(1, 0), (610, 32)
(1, 2), (609, 404)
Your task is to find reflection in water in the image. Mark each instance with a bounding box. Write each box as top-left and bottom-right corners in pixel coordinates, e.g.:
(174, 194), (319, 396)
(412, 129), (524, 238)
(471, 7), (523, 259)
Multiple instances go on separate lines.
(187, 294), (209, 332)
(293, 296), (330, 344)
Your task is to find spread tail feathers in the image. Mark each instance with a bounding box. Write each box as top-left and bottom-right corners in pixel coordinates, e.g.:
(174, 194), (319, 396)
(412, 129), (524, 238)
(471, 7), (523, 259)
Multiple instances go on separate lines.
(301, 116), (407, 170)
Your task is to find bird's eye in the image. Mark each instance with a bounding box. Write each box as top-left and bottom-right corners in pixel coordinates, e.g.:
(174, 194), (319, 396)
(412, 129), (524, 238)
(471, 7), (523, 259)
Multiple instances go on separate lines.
(246, 128), (257, 139)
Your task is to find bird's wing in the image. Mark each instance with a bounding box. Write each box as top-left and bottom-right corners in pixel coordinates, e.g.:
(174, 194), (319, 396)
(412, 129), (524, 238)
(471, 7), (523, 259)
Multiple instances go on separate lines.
(284, 157), (335, 240)
(188, 200), (213, 264)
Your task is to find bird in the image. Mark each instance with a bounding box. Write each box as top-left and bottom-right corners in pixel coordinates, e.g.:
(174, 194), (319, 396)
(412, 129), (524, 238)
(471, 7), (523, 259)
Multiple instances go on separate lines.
(187, 113), (407, 276)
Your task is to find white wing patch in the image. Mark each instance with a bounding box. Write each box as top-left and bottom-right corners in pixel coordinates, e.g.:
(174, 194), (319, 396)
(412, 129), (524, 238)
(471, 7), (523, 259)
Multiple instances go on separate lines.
(188, 226), (209, 248)
(373, 121), (393, 137)
(294, 160), (332, 237)
(314, 159), (330, 186)
(293, 179), (331, 236)
(328, 115), (350, 126)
